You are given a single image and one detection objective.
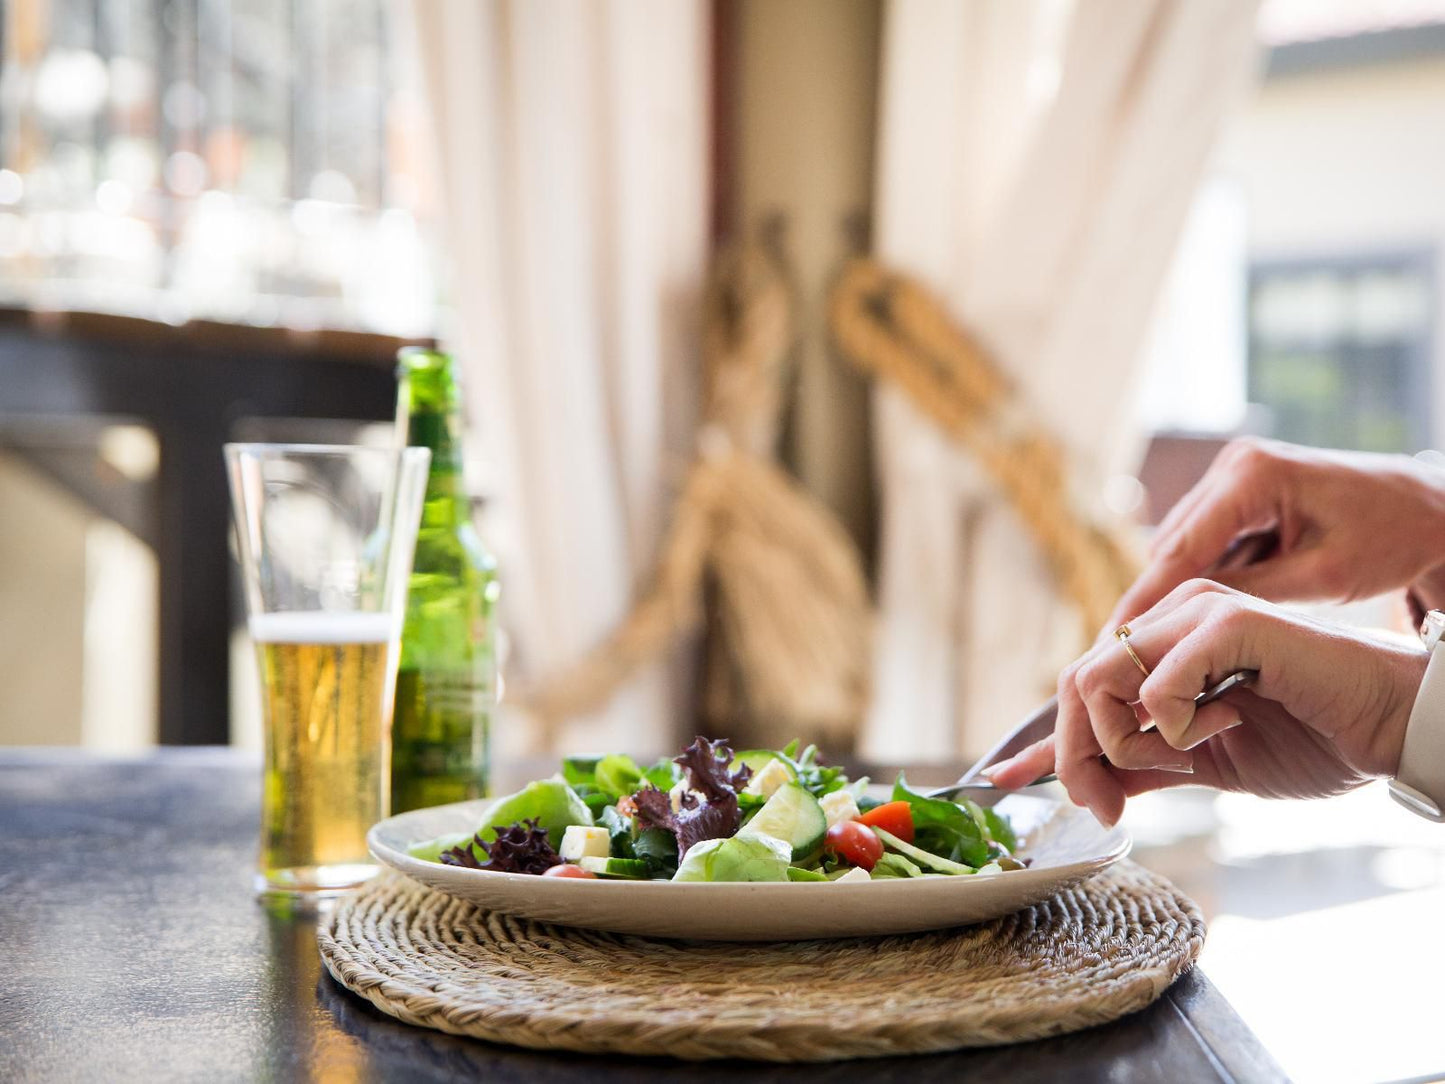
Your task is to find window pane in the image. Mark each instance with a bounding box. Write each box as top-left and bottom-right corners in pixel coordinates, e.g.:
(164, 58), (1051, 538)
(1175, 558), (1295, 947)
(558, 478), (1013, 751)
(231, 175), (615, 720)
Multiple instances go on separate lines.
(1248, 256), (1433, 454)
(0, 0), (434, 335)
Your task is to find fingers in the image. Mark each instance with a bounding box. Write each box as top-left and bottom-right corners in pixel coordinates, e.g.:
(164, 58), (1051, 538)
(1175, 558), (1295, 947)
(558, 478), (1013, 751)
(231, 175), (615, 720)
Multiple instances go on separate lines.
(1055, 658), (1126, 827)
(981, 736), (1055, 790)
(1108, 439), (1287, 629)
(1137, 621), (1255, 750)
(1075, 599), (1218, 773)
(1081, 680), (1193, 772)
(1061, 582), (1253, 825)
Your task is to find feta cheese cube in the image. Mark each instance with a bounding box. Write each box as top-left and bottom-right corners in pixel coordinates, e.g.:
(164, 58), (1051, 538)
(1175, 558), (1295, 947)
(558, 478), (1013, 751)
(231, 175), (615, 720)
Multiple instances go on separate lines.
(819, 790), (860, 828)
(835, 865), (871, 884)
(742, 758), (792, 799)
(559, 825), (610, 862)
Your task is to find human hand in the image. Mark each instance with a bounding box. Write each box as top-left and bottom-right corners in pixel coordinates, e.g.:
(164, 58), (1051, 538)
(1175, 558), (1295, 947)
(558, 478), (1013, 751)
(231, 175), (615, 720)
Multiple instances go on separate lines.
(986, 580), (1426, 826)
(1109, 438), (1445, 629)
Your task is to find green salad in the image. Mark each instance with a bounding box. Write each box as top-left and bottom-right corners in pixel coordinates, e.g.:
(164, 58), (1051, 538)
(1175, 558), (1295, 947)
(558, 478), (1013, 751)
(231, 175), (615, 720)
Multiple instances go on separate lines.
(408, 737), (1023, 882)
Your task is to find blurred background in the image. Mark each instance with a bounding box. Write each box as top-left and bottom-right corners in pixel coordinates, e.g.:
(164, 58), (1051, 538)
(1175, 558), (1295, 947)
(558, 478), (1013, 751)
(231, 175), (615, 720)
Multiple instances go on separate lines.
(6, 3), (1445, 1077)
(3, 0), (1440, 756)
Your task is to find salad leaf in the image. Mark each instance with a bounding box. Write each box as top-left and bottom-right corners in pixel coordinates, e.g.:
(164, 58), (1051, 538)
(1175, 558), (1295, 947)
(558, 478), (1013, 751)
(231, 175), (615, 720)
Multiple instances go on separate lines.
(599, 805), (635, 859)
(675, 736), (752, 800)
(408, 830), (475, 864)
(872, 852), (923, 878)
(438, 836), (487, 869)
(780, 742), (847, 798)
(737, 791), (767, 815)
(627, 785), (740, 858)
(643, 758), (679, 790)
(562, 754), (646, 810)
(892, 774), (989, 868)
(477, 778), (593, 849)
(632, 826), (679, 876)
(595, 754), (645, 800)
(959, 797), (991, 838)
(439, 818), (562, 875)
(414, 737), (1019, 883)
(560, 756), (602, 789)
(672, 834), (790, 882)
(982, 806), (1018, 853)
(786, 866), (830, 882)
(580, 791), (612, 817)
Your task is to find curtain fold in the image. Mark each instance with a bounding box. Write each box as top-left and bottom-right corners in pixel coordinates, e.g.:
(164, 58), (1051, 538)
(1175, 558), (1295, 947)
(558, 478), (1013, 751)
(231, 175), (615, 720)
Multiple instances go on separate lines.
(864, 0), (1260, 761)
(410, 0), (710, 754)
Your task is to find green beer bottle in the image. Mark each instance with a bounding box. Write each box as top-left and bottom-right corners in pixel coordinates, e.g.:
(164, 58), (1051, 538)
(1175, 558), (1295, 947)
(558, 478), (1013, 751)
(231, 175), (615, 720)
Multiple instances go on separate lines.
(390, 347), (499, 812)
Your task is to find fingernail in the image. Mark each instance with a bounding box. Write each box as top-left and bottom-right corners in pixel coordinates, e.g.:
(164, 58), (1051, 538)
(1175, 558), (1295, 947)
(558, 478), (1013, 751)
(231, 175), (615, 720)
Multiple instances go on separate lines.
(1159, 761), (1195, 775)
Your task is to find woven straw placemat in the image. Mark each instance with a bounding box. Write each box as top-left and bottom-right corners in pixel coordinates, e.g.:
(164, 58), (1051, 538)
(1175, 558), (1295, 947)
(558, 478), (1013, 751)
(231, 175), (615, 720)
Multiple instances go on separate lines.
(318, 860), (1204, 1062)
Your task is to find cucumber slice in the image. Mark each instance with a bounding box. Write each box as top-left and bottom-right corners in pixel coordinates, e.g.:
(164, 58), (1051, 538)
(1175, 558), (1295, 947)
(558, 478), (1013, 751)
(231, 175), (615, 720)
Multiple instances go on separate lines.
(873, 828), (976, 875)
(576, 857), (652, 879)
(738, 781), (827, 863)
(786, 866), (829, 882)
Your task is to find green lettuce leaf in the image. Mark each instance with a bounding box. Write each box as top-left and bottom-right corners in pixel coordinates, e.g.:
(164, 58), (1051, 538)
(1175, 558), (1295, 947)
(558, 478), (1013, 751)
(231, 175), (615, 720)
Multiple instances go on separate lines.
(872, 852), (923, 878)
(643, 758), (679, 790)
(595, 754), (644, 800)
(671, 834), (790, 882)
(560, 756), (602, 788)
(475, 778), (593, 851)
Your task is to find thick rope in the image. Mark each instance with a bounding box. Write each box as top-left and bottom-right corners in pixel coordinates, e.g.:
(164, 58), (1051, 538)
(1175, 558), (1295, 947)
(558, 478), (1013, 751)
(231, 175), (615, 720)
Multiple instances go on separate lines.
(516, 252), (1134, 745)
(829, 258), (1137, 637)
(514, 243), (871, 748)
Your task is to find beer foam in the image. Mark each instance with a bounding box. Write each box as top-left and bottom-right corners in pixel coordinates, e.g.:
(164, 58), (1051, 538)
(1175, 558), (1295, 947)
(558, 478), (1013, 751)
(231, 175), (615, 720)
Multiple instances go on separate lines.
(248, 612), (395, 645)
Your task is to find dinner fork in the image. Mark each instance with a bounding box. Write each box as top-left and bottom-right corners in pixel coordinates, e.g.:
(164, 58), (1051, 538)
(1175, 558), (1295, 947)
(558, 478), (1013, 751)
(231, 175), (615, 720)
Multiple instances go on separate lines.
(925, 668), (1258, 801)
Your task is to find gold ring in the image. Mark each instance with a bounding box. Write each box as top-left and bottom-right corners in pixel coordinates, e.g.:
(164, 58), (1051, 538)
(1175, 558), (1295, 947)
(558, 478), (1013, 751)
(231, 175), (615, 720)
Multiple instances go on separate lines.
(1114, 624), (1151, 677)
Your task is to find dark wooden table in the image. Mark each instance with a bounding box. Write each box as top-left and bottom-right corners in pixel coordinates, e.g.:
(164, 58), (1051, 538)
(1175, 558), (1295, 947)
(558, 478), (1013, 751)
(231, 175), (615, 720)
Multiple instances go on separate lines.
(0, 749), (1286, 1082)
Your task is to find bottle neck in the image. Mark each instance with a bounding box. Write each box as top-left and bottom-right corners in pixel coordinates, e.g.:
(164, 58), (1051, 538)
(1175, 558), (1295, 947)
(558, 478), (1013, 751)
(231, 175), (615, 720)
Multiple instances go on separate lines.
(396, 360), (470, 526)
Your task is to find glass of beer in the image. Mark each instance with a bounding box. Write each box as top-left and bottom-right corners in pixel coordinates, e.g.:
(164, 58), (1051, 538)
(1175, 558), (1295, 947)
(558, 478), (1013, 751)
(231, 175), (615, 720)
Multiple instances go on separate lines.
(225, 443), (430, 899)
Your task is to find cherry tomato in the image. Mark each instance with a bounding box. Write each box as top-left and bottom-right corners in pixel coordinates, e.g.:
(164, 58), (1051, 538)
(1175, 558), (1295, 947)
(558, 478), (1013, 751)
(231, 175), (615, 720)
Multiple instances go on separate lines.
(857, 800), (915, 843)
(824, 820), (884, 871)
(542, 863), (596, 878)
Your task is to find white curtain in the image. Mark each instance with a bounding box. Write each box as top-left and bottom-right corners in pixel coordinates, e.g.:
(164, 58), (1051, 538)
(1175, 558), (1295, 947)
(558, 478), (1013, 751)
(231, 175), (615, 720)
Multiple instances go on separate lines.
(863, 0), (1260, 761)
(410, 0), (710, 754)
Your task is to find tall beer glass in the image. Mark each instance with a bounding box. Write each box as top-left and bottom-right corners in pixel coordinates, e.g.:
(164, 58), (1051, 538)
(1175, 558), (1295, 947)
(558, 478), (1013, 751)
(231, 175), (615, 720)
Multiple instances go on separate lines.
(225, 444), (430, 899)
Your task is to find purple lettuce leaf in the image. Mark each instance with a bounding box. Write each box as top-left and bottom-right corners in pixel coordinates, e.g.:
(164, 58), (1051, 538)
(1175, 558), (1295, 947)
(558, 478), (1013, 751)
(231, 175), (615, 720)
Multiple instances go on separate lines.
(439, 818), (562, 875)
(628, 785), (740, 858)
(674, 735), (751, 801)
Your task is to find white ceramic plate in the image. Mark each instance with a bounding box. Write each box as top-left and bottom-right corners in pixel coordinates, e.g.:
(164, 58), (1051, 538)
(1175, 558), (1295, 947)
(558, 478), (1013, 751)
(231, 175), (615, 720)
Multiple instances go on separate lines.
(368, 792), (1130, 942)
